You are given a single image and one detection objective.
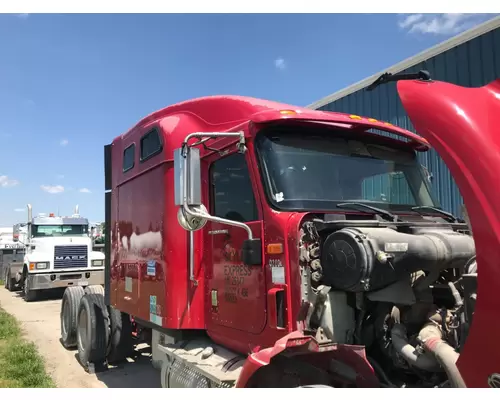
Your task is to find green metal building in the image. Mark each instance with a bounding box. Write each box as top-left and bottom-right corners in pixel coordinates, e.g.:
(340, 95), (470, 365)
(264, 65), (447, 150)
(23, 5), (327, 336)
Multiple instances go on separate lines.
(308, 16), (500, 217)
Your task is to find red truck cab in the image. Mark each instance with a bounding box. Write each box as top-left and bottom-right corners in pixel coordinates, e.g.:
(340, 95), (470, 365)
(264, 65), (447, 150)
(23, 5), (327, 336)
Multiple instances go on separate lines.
(95, 78), (497, 388)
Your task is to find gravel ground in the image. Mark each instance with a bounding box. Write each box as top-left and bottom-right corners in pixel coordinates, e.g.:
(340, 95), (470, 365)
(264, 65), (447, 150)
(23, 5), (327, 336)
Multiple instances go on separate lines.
(0, 286), (160, 388)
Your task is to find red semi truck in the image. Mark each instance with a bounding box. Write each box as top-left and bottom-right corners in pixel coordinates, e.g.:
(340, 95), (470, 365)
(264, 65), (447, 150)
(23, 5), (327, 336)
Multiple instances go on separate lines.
(59, 73), (500, 388)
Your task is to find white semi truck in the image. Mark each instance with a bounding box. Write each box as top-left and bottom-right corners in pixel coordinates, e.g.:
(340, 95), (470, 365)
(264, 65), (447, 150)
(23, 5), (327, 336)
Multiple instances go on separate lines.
(3, 204), (105, 302)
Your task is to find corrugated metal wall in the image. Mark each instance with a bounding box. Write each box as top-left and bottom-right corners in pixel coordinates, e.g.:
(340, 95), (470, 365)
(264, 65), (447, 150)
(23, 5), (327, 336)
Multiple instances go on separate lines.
(318, 27), (500, 217)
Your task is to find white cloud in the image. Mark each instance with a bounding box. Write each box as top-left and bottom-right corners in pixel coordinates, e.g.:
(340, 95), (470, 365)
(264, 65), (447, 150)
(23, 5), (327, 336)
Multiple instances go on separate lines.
(41, 185), (64, 194)
(60, 139), (69, 146)
(0, 175), (19, 188)
(79, 188), (91, 193)
(398, 14), (424, 29)
(398, 13), (493, 35)
(14, 208), (25, 212)
(274, 58), (286, 70)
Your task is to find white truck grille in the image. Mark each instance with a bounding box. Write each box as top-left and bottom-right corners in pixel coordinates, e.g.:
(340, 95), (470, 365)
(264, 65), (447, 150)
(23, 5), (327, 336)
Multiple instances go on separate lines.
(54, 245), (88, 269)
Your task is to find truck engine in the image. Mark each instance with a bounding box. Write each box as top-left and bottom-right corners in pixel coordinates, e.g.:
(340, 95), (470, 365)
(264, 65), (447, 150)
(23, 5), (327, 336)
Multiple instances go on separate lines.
(298, 215), (477, 388)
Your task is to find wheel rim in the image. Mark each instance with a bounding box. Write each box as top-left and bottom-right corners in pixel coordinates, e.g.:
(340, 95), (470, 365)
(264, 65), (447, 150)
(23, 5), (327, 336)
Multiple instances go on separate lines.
(62, 299), (70, 337)
(77, 308), (88, 352)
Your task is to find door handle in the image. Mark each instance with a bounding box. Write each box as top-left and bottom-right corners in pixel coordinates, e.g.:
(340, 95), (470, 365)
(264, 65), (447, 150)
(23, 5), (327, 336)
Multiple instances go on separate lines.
(208, 229), (230, 236)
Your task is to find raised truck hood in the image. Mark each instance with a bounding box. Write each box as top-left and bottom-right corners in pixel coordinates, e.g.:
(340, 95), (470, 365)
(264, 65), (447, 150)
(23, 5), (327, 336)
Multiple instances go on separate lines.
(397, 77), (500, 388)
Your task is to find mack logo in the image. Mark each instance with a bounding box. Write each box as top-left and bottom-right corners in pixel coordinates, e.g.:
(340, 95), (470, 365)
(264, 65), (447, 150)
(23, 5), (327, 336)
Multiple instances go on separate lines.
(56, 255), (87, 261)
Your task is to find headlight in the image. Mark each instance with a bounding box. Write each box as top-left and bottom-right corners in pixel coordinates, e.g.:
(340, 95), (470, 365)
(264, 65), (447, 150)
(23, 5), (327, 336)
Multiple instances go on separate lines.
(35, 262), (49, 269)
(92, 260), (104, 267)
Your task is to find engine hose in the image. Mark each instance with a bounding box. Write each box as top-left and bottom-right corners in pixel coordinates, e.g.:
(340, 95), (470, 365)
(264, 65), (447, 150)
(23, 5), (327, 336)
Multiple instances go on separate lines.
(423, 337), (466, 388)
(390, 324), (442, 372)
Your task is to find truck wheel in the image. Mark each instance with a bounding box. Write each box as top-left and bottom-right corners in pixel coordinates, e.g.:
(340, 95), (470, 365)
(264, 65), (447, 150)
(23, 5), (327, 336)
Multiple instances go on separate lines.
(4, 270), (10, 290)
(23, 280), (37, 302)
(4, 268), (16, 292)
(76, 293), (109, 368)
(7, 277), (17, 292)
(60, 286), (85, 349)
(107, 306), (133, 364)
(84, 285), (104, 295)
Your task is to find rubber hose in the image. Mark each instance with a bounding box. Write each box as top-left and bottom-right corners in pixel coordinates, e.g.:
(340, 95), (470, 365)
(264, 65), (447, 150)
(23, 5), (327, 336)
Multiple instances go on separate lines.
(390, 324), (442, 372)
(423, 337), (466, 388)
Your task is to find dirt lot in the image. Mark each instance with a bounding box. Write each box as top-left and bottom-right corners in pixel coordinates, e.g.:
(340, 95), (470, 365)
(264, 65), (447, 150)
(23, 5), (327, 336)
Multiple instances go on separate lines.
(0, 287), (160, 388)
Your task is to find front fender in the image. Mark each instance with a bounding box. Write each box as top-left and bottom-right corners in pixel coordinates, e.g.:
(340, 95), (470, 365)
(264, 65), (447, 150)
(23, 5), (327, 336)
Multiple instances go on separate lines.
(24, 253), (51, 264)
(235, 331), (379, 388)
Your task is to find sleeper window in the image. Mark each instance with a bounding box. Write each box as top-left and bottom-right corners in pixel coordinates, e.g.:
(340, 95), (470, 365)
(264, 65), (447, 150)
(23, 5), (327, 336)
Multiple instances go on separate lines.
(123, 144), (135, 172)
(140, 129), (162, 161)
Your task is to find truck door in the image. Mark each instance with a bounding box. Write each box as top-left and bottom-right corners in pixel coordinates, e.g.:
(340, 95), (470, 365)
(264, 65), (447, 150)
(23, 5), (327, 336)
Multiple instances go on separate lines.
(205, 150), (266, 335)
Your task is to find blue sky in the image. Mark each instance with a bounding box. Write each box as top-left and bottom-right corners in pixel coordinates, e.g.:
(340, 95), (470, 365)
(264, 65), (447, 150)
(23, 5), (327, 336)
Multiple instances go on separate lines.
(0, 13), (496, 226)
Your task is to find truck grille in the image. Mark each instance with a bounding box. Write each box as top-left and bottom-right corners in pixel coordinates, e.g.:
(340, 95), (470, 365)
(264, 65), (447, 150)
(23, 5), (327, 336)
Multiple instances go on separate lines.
(54, 245), (88, 269)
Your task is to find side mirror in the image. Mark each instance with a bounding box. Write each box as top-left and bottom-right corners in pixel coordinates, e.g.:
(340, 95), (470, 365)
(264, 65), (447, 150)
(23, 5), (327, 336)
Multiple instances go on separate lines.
(174, 147), (202, 207)
(13, 223), (21, 242)
(174, 146), (208, 232)
(241, 238), (262, 266)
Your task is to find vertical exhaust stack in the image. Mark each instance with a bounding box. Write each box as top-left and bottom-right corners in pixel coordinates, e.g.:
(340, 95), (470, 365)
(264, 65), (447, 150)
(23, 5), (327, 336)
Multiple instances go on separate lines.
(27, 204), (32, 241)
(74, 205), (80, 217)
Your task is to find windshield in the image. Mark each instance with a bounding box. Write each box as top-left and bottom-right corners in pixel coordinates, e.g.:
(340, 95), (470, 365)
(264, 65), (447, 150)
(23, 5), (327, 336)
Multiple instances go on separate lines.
(32, 225), (89, 237)
(255, 128), (438, 212)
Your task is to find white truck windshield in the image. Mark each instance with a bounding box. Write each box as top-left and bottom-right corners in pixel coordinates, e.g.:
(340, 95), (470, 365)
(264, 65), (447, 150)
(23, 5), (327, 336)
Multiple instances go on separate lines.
(32, 225), (89, 237)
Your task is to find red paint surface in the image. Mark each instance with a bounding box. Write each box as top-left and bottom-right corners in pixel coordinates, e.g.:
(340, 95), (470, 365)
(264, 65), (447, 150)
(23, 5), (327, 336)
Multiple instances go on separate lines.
(397, 78), (500, 388)
(108, 94), (433, 381)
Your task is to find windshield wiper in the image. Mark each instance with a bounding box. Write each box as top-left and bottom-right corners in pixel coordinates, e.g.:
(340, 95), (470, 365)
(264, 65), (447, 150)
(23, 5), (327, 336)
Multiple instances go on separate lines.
(337, 202), (400, 222)
(411, 206), (458, 223)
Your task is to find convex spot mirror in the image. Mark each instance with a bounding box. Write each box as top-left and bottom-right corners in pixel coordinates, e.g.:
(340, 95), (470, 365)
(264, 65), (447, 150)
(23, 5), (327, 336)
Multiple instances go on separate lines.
(177, 204), (208, 232)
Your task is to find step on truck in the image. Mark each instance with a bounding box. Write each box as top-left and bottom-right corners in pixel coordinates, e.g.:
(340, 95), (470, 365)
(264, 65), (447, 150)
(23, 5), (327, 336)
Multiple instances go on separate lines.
(60, 73), (500, 388)
(4, 205), (106, 301)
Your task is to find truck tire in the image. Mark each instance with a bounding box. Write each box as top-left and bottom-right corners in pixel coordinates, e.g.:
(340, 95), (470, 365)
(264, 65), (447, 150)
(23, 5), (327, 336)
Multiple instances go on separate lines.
(76, 293), (109, 368)
(84, 285), (104, 296)
(7, 277), (16, 292)
(107, 306), (133, 364)
(60, 286), (85, 349)
(4, 269), (10, 290)
(23, 278), (37, 302)
(4, 268), (16, 292)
